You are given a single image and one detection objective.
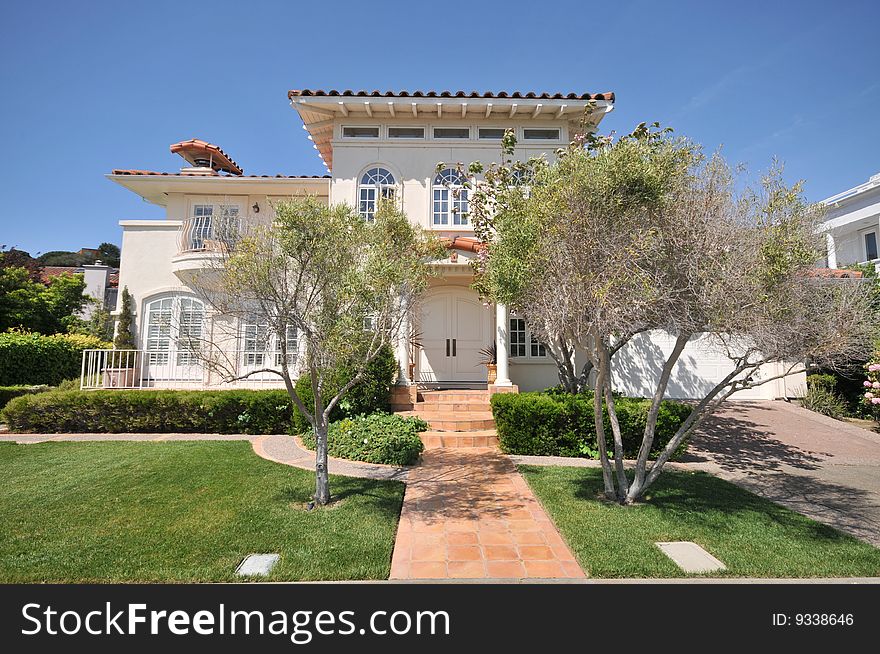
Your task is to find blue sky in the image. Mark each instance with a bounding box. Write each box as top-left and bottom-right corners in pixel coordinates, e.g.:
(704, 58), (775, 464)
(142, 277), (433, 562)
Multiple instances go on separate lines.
(1, 0), (877, 254)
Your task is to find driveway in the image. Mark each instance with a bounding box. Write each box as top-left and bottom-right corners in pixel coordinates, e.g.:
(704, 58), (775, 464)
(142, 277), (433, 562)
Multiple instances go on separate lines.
(689, 401), (880, 546)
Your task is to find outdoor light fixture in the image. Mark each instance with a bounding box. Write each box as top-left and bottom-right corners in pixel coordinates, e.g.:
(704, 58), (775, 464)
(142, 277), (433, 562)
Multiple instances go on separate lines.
(252, 202), (260, 213)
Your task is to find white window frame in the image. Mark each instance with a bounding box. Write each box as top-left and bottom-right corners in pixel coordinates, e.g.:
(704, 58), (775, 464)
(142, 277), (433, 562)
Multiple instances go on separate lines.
(522, 127), (561, 141)
(861, 228), (878, 262)
(508, 314), (547, 360)
(387, 126), (426, 140)
(240, 319), (299, 370)
(358, 167), (397, 222)
(478, 127), (509, 140)
(342, 125), (380, 139)
(432, 168), (470, 228)
(142, 295), (205, 378)
(433, 126), (471, 140)
(188, 200), (242, 251)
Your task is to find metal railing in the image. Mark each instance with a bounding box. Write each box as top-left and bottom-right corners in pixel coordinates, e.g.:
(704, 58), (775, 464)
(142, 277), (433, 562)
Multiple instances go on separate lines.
(81, 349), (296, 389)
(177, 215), (244, 254)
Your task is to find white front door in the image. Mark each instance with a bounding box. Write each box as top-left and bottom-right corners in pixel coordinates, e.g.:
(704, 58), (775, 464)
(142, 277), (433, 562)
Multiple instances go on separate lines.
(417, 287), (489, 385)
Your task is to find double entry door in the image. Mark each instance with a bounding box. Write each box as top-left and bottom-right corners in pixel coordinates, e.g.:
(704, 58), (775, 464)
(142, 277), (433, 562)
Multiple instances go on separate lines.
(417, 287), (488, 385)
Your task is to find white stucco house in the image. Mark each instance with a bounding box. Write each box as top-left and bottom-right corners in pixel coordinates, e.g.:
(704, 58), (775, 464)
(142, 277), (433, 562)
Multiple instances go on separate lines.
(821, 172), (880, 272)
(86, 88), (804, 401)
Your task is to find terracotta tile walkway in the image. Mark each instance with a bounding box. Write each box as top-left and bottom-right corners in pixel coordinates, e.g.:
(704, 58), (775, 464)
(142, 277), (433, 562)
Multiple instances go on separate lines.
(390, 448), (586, 580)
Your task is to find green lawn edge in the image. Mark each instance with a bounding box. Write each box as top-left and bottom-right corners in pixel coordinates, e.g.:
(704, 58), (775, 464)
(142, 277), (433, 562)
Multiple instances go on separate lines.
(0, 441), (404, 583)
(519, 464), (880, 578)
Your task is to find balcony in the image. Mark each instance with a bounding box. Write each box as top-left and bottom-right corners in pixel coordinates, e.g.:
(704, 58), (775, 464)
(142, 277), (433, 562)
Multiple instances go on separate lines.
(171, 215), (244, 280)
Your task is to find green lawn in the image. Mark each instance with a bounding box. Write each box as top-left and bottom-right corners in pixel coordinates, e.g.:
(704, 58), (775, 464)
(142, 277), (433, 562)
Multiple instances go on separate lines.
(520, 465), (880, 578)
(0, 441), (404, 582)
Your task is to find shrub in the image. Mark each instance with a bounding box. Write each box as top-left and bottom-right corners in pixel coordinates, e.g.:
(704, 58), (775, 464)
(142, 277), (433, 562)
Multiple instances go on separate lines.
(0, 385), (50, 411)
(0, 331), (110, 386)
(859, 360), (880, 421)
(2, 389), (294, 434)
(800, 385), (849, 420)
(490, 391), (692, 460)
(113, 287), (135, 349)
(291, 344), (398, 432)
(301, 413), (426, 465)
(806, 373), (838, 393)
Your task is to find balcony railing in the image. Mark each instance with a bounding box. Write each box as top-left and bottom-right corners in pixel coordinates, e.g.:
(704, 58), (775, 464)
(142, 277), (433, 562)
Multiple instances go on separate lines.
(177, 215), (244, 255)
(81, 349), (296, 389)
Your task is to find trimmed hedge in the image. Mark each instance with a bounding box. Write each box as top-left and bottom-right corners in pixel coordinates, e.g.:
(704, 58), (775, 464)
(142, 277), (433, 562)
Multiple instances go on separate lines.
(0, 332), (110, 386)
(2, 390), (294, 434)
(301, 413), (427, 466)
(491, 391), (692, 459)
(0, 385), (50, 411)
(291, 344), (398, 433)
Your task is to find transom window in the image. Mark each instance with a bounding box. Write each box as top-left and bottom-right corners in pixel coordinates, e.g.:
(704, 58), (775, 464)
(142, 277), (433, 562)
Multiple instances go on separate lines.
(432, 169), (469, 227)
(342, 126), (379, 138)
(522, 128), (561, 140)
(144, 296), (205, 366)
(434, 127), (470, 139)
(358, 167), (397, 222)
(478, 127), (507, 140)
(509, 316), (547, 359)
(388, 126), (425, 139)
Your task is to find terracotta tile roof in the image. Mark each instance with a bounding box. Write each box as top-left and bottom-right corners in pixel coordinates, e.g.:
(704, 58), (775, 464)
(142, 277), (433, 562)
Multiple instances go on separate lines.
(440, 236), (485, 253)
(808, 267), (864, 279)
(170, 138), (243, 175)
(111, 169), (330, 179)
(289, 89), (615, 102)
(40, 266), (81, 282)
(40, 266), (121, 284)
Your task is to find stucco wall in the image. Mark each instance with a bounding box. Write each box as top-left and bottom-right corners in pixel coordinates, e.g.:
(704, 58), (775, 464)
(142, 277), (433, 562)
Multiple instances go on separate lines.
(611, 331), (805, 400)
(330, 118), (565, 230)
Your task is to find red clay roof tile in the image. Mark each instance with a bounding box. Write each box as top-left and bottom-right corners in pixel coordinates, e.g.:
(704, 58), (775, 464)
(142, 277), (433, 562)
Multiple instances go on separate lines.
(289, 89), (615, 102)
(808, 267), (864, 279)
(169, 138), (243, 175)
(110, 169), (330, 179)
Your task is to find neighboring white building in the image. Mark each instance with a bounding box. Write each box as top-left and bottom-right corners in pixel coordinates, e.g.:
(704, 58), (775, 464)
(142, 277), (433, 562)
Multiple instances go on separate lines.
(91, 88), (804, 399)
(821, 172), (880, 271)
(42, 262), (118, 319)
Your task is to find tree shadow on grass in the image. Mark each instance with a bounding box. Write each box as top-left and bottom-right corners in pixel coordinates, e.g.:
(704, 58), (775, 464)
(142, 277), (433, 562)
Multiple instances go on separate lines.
(684, 403), (826, 472)
(551, 466), (875, 546)
(273, 478), (404, 520)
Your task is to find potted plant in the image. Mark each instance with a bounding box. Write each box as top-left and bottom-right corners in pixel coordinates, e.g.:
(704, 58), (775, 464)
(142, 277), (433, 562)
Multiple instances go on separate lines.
(103, 287), (140, 388)
(479, 342), (497, 384)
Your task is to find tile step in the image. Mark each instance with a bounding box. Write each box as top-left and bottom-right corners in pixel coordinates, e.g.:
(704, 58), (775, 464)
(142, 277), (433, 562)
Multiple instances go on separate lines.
(419, 430), (499, 449)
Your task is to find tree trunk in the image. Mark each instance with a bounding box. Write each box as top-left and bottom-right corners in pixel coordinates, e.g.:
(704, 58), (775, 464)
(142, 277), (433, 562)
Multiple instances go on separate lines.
(600, 347), (629, 502)
(592, 360), (615, 498)
(313, 413), (331, 505)
(628, 332), (690, 502)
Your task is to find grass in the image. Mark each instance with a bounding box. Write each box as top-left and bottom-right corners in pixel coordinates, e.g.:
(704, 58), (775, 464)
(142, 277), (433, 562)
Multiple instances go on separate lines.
(520, 465), (880, 578)
(0, 441), (404, 582)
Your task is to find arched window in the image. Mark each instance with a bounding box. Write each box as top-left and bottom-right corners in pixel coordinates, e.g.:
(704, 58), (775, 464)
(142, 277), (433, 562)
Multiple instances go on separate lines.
(432, 168), (469, 227)
(143, 295), (205, 371)
(358, 167), (396, 222)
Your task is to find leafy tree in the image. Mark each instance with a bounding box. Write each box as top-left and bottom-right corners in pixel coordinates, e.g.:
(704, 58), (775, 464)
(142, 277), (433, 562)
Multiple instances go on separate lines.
(97, 242), (121, 267)
(71, 299), (115, 341)
(468, 120), (878, 504)
(113, 287), (136, 349)
(37, 251), (90, 267)
(0, 266), (88, 334)
(190, 197), (442, 504)
(0, 247), (42, 281)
